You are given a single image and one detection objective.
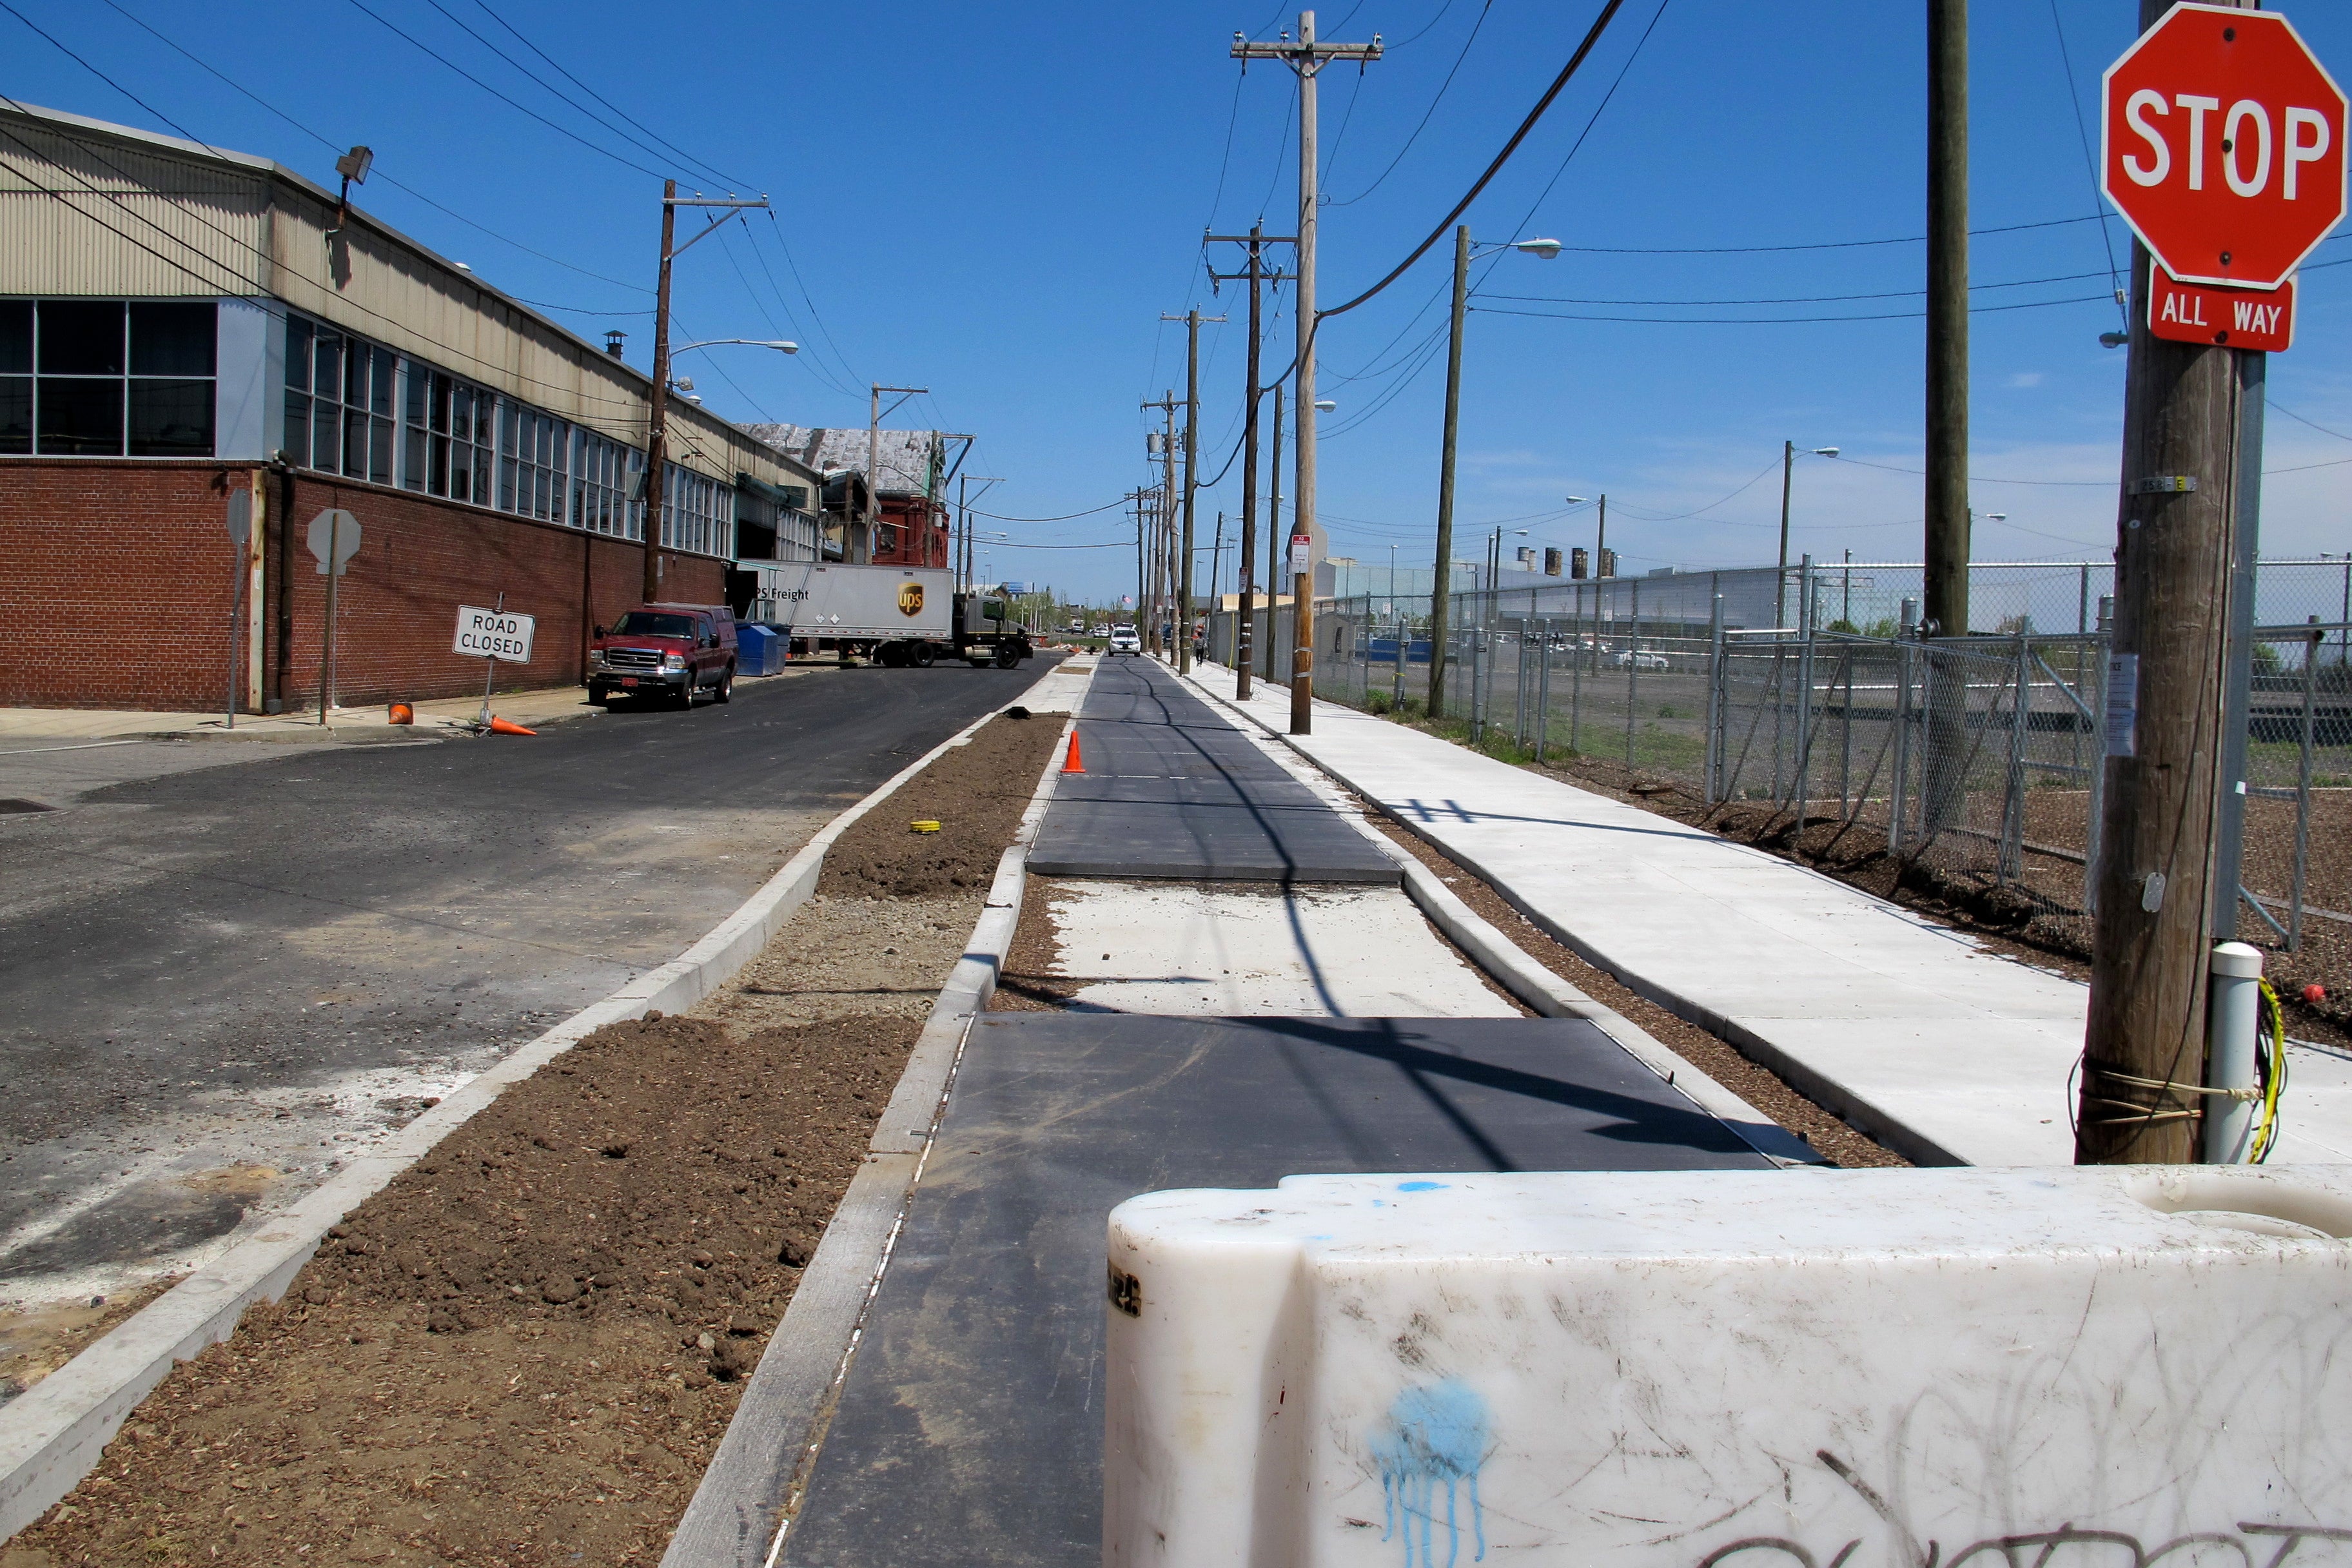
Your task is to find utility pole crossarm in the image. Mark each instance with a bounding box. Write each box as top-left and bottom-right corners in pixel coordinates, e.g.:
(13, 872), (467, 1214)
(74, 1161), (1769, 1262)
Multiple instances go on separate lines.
(1231, 37), (1382, 63)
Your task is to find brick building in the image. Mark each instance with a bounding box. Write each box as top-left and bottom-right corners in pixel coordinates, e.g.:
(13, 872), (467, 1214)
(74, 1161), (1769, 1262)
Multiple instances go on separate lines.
(753, 425), (963, 571)
(0, 99), (823, 712)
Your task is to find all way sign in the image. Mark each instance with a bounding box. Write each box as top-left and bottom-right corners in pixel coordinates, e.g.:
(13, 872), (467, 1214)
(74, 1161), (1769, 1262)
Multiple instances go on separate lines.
(2148, 268), (2295, 351)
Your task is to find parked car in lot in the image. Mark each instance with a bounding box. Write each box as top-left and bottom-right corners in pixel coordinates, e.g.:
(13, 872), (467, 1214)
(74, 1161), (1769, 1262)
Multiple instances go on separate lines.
(1611, 647), (1671, 671)
(586, 603), (737, 707)
(1107, 624), (1142, 656)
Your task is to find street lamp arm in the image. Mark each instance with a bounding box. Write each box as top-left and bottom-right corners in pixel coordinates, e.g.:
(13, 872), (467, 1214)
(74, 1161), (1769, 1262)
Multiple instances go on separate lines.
(672, 338), (799, 354)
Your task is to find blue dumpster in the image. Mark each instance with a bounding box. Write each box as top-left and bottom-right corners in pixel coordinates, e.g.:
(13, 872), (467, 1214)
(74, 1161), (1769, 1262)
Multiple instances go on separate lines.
(736, 623), (782, 676)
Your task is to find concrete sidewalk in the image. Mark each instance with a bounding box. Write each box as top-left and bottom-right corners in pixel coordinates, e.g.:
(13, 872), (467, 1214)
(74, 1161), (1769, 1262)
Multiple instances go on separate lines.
(0, 669), (823, 747)
(1185, 660), (2352, 1166)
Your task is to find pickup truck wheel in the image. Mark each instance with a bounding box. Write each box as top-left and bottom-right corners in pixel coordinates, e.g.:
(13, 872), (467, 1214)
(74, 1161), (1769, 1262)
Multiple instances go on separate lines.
(714, 664), (734, 703)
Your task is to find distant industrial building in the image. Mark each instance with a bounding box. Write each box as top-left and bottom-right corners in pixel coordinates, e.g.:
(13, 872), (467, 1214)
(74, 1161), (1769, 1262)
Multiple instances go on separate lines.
(754, 424), (964, 570)
(0, 99), (825, 712)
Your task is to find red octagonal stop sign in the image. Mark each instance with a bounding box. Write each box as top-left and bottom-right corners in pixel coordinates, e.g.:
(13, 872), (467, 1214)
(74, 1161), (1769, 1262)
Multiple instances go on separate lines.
(2103, 3), (2347, 289)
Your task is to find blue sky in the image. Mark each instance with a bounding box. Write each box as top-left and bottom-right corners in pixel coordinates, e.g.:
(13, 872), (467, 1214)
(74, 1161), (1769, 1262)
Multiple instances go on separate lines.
(10, 0), (2352, 602)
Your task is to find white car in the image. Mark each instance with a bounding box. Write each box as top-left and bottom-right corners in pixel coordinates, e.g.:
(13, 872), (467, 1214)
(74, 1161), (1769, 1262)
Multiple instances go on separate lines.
(1611, 648), (1671, 671)
(1108, 625), (1142, 656)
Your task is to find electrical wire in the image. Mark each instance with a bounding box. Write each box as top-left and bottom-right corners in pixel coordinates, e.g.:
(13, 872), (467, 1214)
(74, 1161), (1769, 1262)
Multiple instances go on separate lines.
(88, 0), (652, 295)
(1473, 290), (2113, 325)
(1327, 0), (1493, 207)
(338, 0), (670, 179)
(1553, 213), (2122, 256)
(1319, 0), (1631, 322)
(1485, 0), (1671, 253)
(1478, 268), (2117, 308)
(464, 0), (750, 190)
(2047, 0), (2127, 326)
(970, 498), (1139, 523)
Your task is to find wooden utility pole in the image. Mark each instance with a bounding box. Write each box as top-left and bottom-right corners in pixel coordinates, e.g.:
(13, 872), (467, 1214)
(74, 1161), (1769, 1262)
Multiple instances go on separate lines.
(2076, 0), (2266, 1165)
(1236, 10), (1382, 733)
(1429, 223), (1470, 720)
(1920, 0), (1973, 838)
(1142, 394), (1179, 655)
(644, 182), (678, 602)
(1208, 225), (1294, 701)
(1266, 391), (1284, 683)
(1161, 309), (1226, 673)
(645, 187), (769, 598)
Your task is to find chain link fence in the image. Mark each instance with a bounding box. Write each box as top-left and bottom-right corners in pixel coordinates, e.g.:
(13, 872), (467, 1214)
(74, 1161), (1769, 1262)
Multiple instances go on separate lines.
(1206, 558), (2352, 954)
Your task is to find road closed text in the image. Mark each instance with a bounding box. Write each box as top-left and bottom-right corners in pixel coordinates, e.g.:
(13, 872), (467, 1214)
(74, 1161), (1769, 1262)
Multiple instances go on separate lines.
(454, 605), (536, 663)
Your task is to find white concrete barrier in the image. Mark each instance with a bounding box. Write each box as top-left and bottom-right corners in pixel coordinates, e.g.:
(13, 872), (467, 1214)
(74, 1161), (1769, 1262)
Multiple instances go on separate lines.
(1106, 1167), (2352, 1568)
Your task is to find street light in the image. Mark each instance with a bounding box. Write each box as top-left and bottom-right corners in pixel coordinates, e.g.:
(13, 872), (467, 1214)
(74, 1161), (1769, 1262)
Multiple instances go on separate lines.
(672, 338), (799, 355)
(1512, 237), (1563, 259)
(1313, 398), (1337, 412)
(1778, 444), (1841, 624)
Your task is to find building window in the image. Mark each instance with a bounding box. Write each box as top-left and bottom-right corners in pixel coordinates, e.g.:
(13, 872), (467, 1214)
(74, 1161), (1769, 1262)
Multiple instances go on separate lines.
(402, 364), (496, 504)
(570, 428), (641, 539)
(663, 464), (732, 557)
(1, 299), (216, 458)
(498, 400), (568, 522)
(283, 315), (393, 482)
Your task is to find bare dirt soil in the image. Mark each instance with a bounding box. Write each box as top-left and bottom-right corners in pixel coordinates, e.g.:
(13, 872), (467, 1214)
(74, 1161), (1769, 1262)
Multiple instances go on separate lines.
(4, 713), (1062, 1568)
(0, 1279), (176, 1410)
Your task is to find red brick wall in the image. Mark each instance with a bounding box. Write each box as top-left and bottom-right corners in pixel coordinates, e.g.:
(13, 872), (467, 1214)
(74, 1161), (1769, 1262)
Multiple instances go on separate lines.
(873, 494), (948, 569)
(0, 460), (725, 712)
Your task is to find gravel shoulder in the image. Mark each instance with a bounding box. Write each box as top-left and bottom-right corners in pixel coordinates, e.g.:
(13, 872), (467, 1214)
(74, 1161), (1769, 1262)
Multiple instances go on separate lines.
(3, 713), (1064, 1568)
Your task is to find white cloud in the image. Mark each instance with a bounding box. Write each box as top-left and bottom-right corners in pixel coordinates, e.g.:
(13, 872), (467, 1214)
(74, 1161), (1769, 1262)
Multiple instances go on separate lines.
(2008, 372), (2045, 389)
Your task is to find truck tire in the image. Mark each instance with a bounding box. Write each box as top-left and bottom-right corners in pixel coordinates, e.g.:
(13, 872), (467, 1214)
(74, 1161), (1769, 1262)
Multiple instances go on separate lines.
(713, 663), (734, 703)
(912, 642), (937, 668)
(992, 643), (1020, 670)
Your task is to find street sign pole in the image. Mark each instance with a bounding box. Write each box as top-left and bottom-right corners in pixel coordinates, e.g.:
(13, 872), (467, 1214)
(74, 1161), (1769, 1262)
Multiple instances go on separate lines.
(2079, 0), (2346, 1164)
(306, 508), (363, 726)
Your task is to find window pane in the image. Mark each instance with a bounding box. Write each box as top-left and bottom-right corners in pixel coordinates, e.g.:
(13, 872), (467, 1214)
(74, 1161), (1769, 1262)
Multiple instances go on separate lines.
(534, 467), (551, 519)
(473, 444), (493, 504)
(431, 432), (449, 495)
(430, 375), (450, 433)
(500, 453), (517, 512)
(284, 389), (311, 465)
(500, 400), (517, 454)
(286, 317), (314, 393)
(451, 385), (473, 444)
(128, 302), (215, 377)
(128, 378), (215, 456)
(369, 348), (393, 414)
(0, 377), (28, 454)
(402, 416), (424, 490)
(37, 300), (124, 375)
(313, 398), (338, 471)
(404, 358), (426, 427)
(35, 377), (123, 453)
(344, 406), (369, 476)
(0, 302), (28, 375)
(313, 331), (340, 402)
(369, 415), (393, 486)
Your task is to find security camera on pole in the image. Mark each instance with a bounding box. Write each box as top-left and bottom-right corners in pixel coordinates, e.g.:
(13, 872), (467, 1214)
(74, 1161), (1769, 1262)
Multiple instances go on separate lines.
(2078, 1), (2346, 1164)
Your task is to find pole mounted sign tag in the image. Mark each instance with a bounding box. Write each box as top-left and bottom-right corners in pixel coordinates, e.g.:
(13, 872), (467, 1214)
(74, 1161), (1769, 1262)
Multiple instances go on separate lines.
(2102, 3), (2347, 293)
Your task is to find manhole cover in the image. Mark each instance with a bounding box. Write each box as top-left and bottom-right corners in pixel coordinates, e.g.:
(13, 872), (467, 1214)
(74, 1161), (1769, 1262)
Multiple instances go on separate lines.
(0, 799), (54, 814)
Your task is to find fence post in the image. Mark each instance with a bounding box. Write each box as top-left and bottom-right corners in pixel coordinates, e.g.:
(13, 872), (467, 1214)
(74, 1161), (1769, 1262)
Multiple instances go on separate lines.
(1514, 615), (1529, 746)
(2085, 598), (2113, 916)
(1890, 611), (1913, 857)
(1393, 607), (1407, 709)
(2000, 618), (2032, 885)
(2291, 618), (2321, 952)
(1570, 584), (1585, 754)
(1469, 595), (1484, 741)
(1536, 616), (1553, 762)
(1705, 594), (1726, 803)
(1793, 556), (1814, 833)
(1625, 578), (1641, 769)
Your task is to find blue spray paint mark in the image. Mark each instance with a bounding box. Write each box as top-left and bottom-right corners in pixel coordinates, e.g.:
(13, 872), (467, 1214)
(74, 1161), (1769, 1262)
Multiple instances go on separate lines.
(1373, 1378), (1489, 1567)
(1396, 1181), (1448, 1192)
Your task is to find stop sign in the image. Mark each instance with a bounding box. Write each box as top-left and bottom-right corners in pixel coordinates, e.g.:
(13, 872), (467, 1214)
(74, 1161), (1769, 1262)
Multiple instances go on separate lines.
(2102, 3), (2347, 289)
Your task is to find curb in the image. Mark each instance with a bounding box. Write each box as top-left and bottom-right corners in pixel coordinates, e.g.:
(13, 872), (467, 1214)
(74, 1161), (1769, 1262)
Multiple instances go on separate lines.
(660, 703), (1086, 1568)
(1179, 666), (1822, 1170)
(0, 669), (1070, 1547)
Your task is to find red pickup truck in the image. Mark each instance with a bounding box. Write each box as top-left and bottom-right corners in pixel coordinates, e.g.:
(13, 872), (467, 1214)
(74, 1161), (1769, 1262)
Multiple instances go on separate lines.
(586, 603), (738, 708)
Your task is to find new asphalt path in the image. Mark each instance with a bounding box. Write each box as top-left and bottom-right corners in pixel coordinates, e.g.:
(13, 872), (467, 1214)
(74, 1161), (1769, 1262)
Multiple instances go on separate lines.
(0, 662), (1051, 1315)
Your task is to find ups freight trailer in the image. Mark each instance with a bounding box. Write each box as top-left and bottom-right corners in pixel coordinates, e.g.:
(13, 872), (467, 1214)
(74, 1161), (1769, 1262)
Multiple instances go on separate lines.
(758, 563), (1032, 669)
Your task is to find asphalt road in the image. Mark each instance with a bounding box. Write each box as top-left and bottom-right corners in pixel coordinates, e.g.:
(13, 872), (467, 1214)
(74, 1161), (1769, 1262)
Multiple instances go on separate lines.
(0, 660), (1053, 1314)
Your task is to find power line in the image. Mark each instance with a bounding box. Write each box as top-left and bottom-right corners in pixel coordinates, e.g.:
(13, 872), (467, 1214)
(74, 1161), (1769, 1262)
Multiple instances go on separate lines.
(89, 0), (651, 294)
(1328, 0), (1493, 207)
(1553, 213), (2122, 256)
(463, 0), (749, 190)
(1489, 0), (1671, 250)
(1473, 289), (2114, 325)
(970, 497), (1137, 523)
(338, 0), (669, 179)
(1477, 266), (2115, 308)
(1320, 0), (1632, 321)
(2046, 0), (2126, 326)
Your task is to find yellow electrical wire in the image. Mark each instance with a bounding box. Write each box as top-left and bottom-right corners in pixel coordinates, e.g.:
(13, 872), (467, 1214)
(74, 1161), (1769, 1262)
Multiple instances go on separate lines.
(2249, 979), (2289, 1164)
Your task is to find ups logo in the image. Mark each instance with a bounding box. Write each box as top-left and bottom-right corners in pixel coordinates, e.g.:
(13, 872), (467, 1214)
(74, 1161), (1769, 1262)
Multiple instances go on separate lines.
(897, 582), (925, 617)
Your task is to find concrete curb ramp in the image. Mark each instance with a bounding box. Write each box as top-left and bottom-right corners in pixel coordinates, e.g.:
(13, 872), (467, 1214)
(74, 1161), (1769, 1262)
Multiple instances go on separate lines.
(0, 663), (1080, 1547)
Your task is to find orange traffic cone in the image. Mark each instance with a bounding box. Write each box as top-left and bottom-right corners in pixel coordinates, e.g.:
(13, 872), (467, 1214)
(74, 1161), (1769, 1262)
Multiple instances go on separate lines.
(487, 715), (538, 736)
(1061, 730), (1085, 774)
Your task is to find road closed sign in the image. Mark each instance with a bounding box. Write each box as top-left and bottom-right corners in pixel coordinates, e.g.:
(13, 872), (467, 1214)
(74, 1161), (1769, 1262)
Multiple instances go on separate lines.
(453, 605), (534, 663)
(2102, 3), (2347, 290)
